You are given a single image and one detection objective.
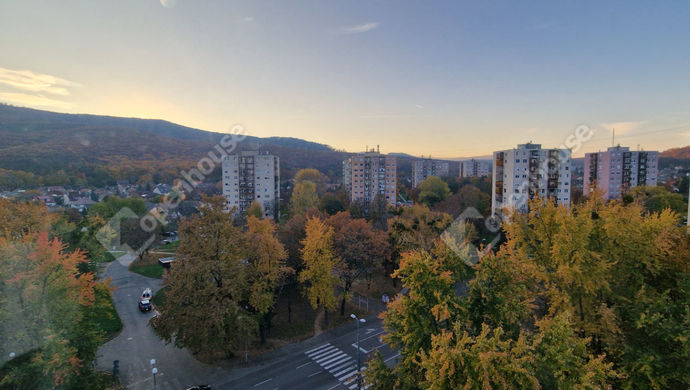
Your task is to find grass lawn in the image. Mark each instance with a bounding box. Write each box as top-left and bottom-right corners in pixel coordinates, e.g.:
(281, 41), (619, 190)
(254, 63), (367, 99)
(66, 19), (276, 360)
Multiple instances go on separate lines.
(352, 272), (402, 301)
(152, 286), (167, 307)
(128, 253), (167, 279)
(156, 240), (180, 253)
(95, 285), (123, 339)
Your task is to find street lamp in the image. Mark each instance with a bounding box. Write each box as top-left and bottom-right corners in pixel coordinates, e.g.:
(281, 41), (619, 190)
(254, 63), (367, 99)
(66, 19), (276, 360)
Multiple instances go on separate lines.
(152, 367), (158, 389)
(150, 358), (157, 390)
(350, 313), (366, 389)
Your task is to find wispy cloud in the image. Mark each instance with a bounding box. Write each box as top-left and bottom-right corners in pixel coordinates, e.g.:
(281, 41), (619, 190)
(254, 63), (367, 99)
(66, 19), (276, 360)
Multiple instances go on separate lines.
(0, 67), (80, 96)
(600, 120), (646, 134)
(339, 22), (380, 34)
(159, 0), (177, 8)
(240, 16), (254, 23)
(0, 92), (75, 110)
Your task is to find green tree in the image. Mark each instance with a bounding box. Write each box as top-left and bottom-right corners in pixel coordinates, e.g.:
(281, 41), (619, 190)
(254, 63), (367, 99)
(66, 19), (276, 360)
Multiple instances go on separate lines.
(418, 176), (450, 207)
(152, 196), (252, 357)
(290, 181), (319, 217)
(246, 201), (264, 219)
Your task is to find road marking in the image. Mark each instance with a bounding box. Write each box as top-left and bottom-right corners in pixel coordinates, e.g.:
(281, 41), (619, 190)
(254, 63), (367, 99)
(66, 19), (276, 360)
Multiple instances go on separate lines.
(360, 330), (385, 342)
(338, 368), (359, 381)
(308, 370), (322, 378)
(324, 356), (352, 370)
(351, 343), (368, 354)
(305, 343), (331, 354)
(253, 378), (272, 387)
(326, 384), (341, 390)
(127, 337), (133, 340)
(296, 361), (312, 369)
(309, 345), (337, 359)
(318, 351), (347, 366)
(384, 353), (400, 362)
(349, 384), (358, 390)
(334, 367), (357, 379)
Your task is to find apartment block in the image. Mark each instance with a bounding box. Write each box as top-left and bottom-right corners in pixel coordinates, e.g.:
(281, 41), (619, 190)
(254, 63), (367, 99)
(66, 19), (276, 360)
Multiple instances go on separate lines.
(492, 143), (571, 216)
(413, 158), (450, 187)
(222, 151), (280, 219)
(343, 149), (397, 206)
(583, 146), (658, 200)
(460, 159), (491, 178)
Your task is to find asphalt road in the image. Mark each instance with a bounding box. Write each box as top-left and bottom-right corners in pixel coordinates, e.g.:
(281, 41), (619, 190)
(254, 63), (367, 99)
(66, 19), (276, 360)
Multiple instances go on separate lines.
(96, 256), (227, 389)
(97, 256), (400, 390)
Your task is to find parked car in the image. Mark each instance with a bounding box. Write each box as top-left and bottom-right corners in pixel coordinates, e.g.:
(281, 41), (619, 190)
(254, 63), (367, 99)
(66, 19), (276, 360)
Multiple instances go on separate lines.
(139, 299), (152, 312)
(185, 386), (211, 390)
(141, 288), (152, 300)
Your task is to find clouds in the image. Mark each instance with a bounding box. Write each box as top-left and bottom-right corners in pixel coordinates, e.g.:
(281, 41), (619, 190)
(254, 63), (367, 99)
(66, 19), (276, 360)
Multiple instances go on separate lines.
(0, 67), (80, 110)
(159, 0), (177, 8)
(0, 67), (80, 96)
(600, 121), (646, 134)
(339, 22), (380, 34)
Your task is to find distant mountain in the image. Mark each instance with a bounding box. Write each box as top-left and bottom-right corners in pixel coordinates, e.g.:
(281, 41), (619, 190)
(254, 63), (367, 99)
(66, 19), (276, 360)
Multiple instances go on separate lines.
(661, 146), (690, 159)
(0, 104), (345, 188)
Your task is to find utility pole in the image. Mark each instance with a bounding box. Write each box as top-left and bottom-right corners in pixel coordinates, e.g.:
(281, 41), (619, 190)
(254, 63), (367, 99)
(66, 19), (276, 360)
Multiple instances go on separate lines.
(351, 314), (366, 389)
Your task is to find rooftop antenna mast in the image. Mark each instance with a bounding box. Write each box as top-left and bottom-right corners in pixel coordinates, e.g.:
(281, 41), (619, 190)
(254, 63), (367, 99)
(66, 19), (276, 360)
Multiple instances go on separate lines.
(612, 128), (615, 147)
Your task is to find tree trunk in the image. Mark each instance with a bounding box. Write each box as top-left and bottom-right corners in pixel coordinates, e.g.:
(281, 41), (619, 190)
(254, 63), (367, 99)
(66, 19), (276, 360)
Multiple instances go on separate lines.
(287, 300), (292, 323)
(259, 322), (266, 344)
(340, 296), (347, 316)
(324, 309), (329, 327)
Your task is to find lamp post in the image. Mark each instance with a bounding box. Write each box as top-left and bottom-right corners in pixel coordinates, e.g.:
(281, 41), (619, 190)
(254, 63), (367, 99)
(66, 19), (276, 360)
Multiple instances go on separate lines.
(150, 358), (157, 390)
(350, 313), (366, 389)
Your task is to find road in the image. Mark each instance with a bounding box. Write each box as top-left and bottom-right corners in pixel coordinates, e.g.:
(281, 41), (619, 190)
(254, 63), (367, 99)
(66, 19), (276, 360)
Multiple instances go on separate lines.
(96, 257), (227, 389)
(217, 316), (400, 390)
(97, 256), (400, 389)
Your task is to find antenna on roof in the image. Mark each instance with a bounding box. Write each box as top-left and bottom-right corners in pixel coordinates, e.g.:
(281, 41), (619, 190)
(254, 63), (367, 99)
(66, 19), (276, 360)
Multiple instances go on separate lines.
(377, 144), (380, 153)
(612, 128), (615, 147)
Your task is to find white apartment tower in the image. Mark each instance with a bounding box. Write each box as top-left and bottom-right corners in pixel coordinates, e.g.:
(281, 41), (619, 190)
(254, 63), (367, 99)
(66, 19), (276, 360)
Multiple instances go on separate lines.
(413, 158), (450, 187)
(583, 146), (658, 200)
(492, 143), (571, 216)
(461, 159), (491, 178)
(222, 151), (280, 219)
(343, 149), (397, 206)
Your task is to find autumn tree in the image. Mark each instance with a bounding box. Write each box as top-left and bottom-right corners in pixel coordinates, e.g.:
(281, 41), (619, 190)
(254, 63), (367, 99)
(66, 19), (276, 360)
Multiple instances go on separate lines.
(387, 205), (452, 280)
(326, 211), (390, 315)
(0, 200), (111, 389)
(153, 196), (252, 357)
(245, 216), (291, 343)
(246, 200), (264, 219)
(299, 217), (339, 332)
(369, 195), (688, 389)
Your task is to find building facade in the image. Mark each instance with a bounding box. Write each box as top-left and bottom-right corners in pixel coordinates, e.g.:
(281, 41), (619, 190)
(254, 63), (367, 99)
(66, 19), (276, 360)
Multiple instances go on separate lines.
(343, 150), (397, 206)
(492, 143), (572, 216)
(460, 159), (491, 178)
(583, 146), (658, 200)
(222, 151), (280, 219)
(412, 158), (450, 187)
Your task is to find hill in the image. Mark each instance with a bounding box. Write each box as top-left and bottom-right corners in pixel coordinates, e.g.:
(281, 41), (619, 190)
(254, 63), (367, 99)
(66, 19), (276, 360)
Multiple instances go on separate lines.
(0, 104), (346, 188)
(661, 146), (690, 159)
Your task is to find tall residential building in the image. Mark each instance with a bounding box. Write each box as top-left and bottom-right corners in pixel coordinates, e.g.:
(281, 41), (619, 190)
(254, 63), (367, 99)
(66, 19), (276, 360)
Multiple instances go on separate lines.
(413, 158), (450, 187)
(492, 143), (572, 216)
(343, 149), (397, 206)
(460, 159), (491, 178)
(583, 146), (658, 200)
(222, 151), (280, 219)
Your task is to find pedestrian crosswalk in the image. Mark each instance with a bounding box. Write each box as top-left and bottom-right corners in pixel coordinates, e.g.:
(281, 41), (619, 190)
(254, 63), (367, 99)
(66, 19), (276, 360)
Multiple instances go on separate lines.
(304, 343), (371, 389)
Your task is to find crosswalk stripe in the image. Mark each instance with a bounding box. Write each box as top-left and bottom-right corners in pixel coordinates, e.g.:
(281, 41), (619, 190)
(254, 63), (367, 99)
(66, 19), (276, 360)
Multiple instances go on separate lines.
(337, 368), (358, 381)
(324, 356), (352, 370)
(317, 351), (347, 365)
(305, 343), (331, 355)
(327, 359), (353, 373)
(349, 384), (358, 390)
(308, 345), (337, 359)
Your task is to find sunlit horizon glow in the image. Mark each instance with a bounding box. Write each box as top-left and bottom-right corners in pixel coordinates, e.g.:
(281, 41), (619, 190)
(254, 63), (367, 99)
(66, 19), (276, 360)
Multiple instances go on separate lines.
(1, 1), (689, 158)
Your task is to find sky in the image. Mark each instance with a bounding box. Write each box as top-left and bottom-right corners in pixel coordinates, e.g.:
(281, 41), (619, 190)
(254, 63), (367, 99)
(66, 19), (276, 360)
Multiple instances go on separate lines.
(1, 0), (689, 158)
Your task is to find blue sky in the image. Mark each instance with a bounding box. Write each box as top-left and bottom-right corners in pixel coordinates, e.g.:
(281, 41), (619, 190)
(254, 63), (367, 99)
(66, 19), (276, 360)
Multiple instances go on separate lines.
(1, 1), (689, 157)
